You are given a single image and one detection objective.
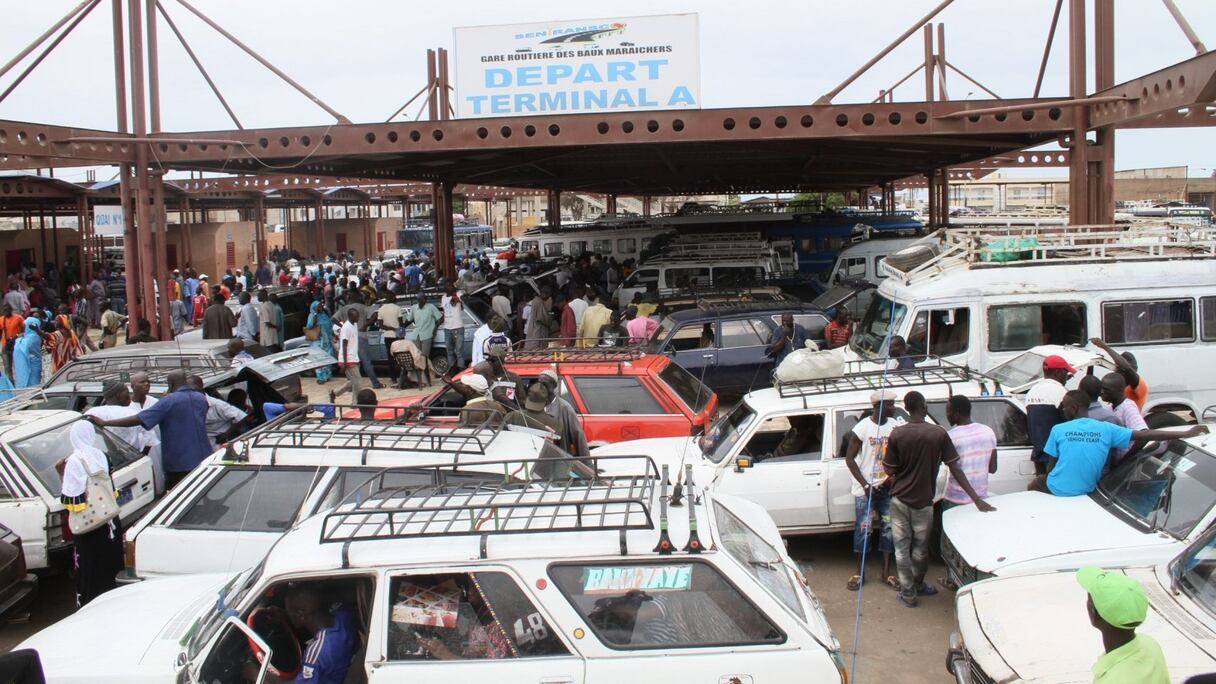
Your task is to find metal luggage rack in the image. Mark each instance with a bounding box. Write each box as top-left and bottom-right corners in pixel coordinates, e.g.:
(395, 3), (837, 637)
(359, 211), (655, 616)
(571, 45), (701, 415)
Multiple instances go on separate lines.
(694, 297), (809, 313)
(503, 345), (644, 364)
(318, 454), (661, 547)
(653, 284), (792, 301)
(888, 223), (1216, 285)
(774, 358), (992, 399)
(54, 358), (232, 385)
(0, 387), (51, 415)
(236, 404), (502, 459)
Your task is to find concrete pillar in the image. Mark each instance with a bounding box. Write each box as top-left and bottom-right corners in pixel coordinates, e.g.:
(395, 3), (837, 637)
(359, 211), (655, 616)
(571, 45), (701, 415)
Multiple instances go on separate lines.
(254, 196), (265, 265)
(433, 182), (456, 280)
(606, 194), (617, 216)
(314, 197), (325, 259)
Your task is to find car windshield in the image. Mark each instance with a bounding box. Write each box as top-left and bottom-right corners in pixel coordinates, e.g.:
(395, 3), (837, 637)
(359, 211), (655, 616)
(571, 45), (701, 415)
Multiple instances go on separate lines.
(986, 352), (1048, 389)
(1093, 442), (1216, 540)
(10, 420), (143, 493)
(713, 501), (804, 620)
(186, 560), (262, 660)
(700, 403), (757, 463)
(1176, 528), (1216, 618)
(659, 361), (713, 414)
(850, 294), (907, 358)
(652, 316), (679, 348)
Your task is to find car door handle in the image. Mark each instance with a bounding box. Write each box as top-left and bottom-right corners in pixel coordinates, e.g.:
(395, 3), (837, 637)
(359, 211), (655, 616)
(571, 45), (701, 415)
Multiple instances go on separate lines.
(802, 469), (821, 476)
(702, 353), (714, 359)
(538, 678), (575, 684)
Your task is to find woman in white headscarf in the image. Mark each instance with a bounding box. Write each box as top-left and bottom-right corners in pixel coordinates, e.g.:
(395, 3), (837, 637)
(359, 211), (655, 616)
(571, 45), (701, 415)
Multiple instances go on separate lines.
(60, 421), (123, 606)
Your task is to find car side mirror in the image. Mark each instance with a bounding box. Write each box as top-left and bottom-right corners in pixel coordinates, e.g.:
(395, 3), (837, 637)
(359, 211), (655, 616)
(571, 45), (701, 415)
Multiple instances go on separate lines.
(735, 455), (753, 472)
(225, 615), (272, 683)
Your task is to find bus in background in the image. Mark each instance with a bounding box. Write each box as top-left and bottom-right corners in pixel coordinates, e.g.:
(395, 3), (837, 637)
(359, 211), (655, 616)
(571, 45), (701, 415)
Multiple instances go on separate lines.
(397, 221), (495, 259)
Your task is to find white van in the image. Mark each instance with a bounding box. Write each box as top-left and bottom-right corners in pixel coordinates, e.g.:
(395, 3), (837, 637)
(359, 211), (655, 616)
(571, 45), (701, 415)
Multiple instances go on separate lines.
(848, 224), (1216, 422)
(614, 254), (780, 308)
(825, 234), (924, 316)
(518, 223), (673, 263)
(23, 456), (849, 684)
(122, 407), (550, 579)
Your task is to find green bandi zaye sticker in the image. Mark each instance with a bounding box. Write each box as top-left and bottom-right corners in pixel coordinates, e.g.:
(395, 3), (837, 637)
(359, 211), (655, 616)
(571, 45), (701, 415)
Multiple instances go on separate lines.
(582, 565), (692, 594)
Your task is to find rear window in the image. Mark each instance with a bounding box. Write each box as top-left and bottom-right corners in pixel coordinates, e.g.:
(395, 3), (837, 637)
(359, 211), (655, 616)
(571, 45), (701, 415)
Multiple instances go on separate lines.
(570, 377), (664, 415)
(659, 362), (713, 414)
(10, 420), (143, 493)
(173, 468), (317, 532)
(549, 561), (784, 649)
(925, 399), (1029, 446)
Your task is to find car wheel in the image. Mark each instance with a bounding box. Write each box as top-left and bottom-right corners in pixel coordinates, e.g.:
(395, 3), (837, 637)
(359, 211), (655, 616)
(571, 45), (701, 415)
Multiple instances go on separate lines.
(430, 352), (450, 376)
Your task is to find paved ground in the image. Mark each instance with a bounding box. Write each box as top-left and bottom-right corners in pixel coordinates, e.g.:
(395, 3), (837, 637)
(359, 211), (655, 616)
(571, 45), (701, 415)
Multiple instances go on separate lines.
(0, 534), (956, 682)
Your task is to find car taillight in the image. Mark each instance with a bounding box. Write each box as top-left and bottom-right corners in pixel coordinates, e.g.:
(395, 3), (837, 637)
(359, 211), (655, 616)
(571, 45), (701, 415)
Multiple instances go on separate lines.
(12, 538), (26, 578)
(46, 511), (67, 547)
(123, 539), (137, 578)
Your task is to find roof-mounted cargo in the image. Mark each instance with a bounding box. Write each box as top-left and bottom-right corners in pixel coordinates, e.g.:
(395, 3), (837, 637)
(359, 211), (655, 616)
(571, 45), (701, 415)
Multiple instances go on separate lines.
(882, 224), (1216, 286)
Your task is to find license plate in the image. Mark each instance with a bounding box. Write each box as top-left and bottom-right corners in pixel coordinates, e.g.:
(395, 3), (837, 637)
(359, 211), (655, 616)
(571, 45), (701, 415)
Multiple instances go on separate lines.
(116, 485), (134, 507)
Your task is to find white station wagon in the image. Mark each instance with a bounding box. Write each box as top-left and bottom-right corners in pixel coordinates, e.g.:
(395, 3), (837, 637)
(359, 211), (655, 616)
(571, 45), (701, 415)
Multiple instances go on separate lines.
(123, 406), (550, 580)
(594, 363), (1035, 534)
(21, 455), (850, 683)
(941, 431), (1216, 585)
(948, 522), (1216, 683)
(0, 410), (156, 569)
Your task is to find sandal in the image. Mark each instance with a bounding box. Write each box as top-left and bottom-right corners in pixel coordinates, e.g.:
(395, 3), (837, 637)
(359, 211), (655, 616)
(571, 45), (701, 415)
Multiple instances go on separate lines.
(916, 582), (939, 596)
(938, 576), (959, 592)
(847, 575), (863, 591)
(885, 576), (899, 590)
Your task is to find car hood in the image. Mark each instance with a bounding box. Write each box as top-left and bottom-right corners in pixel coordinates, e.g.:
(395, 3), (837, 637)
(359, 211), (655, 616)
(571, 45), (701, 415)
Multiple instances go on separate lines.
(944, 491), (1173, 575)
(591, 437), (712, 478)
(963, 568), (1216, 682)
(19, 573), (231, 679)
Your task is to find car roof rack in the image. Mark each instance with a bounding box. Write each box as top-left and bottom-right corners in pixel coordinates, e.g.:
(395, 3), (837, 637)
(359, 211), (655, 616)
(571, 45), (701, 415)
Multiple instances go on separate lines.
(0, 387), (52, 415)
(694, 298), (813, 314)
(318, 455), (660, 548)
(503, 346), (645, 364)
(884, 224), (1216, 285)
(51, 357), (233, 385)
(774, 358), (992, 399)
(234, 404), (504, 462)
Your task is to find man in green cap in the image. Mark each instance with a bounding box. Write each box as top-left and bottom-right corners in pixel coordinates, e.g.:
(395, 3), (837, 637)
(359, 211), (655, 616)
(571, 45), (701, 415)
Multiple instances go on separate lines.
(1076, 566), (1168, 683)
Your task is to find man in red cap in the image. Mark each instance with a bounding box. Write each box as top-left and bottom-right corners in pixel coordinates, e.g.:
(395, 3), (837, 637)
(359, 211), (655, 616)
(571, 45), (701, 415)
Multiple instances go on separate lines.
(1025, 354), (1075, 475)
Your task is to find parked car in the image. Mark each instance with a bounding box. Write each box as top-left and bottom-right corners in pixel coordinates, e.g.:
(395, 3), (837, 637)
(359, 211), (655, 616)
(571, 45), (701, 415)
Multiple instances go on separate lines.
(941, 430), (1216, 586)
(0, 411), (156, 569)
(593, 362), (1035, 535)
(648, 301), (832, 397)
(22, 455), (849, 683)
(38, 345), (332, 410)
(948, 522), (1216, 683)
(396, 347), (718, 445)
(0, 523), (36, 621)
(121, 407), (550, 580)
(176, 286), (312, 344)
(46, 339), (256, 386)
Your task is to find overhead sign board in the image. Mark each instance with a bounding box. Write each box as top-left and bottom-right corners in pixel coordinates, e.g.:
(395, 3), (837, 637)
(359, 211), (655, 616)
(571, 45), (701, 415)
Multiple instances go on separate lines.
(93, 205), (125, 237)
(453, 14), (700, 118)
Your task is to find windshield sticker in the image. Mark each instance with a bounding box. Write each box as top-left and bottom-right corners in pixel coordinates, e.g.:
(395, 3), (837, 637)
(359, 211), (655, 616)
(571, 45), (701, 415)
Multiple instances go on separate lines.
(582, 565), (692, 594)
(1175, 457), (1197, 473)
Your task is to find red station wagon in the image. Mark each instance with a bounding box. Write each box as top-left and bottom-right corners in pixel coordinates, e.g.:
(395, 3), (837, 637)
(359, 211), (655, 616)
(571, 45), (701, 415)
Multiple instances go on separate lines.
(377, 348), (718, 445)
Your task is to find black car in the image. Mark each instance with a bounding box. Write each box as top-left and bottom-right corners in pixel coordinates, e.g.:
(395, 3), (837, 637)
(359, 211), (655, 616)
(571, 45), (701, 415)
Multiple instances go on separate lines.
(648, 301), (832, 397)
(0, 523), (36, 621)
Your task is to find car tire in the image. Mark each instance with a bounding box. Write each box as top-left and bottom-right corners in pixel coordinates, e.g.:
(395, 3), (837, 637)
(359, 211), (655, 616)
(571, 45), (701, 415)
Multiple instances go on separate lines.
(429, 352), (450, 376)
(883, 243), (940, 272)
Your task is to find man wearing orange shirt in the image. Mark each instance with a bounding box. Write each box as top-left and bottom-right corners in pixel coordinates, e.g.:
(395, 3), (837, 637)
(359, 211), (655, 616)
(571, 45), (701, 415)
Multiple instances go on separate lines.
(0, 304), (24, 378)
(1090, 338), (1148, 410)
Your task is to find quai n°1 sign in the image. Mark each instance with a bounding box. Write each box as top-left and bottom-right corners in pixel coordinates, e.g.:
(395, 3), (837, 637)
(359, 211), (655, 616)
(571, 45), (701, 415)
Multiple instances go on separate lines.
(453, 14), (700, 119)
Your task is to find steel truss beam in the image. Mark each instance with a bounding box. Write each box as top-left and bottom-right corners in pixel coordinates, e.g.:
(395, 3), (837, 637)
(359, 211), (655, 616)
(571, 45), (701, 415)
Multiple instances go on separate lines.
(1088, 50), (1216, 128)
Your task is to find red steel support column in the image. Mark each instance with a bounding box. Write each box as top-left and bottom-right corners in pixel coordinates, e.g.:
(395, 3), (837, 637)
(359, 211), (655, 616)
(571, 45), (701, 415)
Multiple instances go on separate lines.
(1092, 0), (1115, 225)
(1068, 0), (1089, 226)
(363, 202), (373, 258)
(151, 170), (171, 339)
(254, 195), (265, 264)
(77, 195), (90, 283)
(144, 0), (159, 132)
(606, 194), (617, 216)
(130, 0), (155, 335)
(547, 190), (562, 229)
(923, 24), (935, 102)
(926, 172), (937, 227)
(181, 197), (193, 269)
(433, 182), (455, 280)
(643, 196), (652, 217)
(113, 0), (140, 325)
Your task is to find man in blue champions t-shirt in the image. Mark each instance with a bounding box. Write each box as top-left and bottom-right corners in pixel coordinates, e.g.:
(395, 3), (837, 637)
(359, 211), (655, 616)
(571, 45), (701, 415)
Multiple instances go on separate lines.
(1036, 390), (1206, 497)
(285, 586), (359, 684)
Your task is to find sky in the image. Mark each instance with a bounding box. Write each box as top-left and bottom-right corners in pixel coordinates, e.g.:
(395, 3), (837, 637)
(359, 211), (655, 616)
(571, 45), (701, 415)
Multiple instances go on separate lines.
(2, 0), (1215, 183)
